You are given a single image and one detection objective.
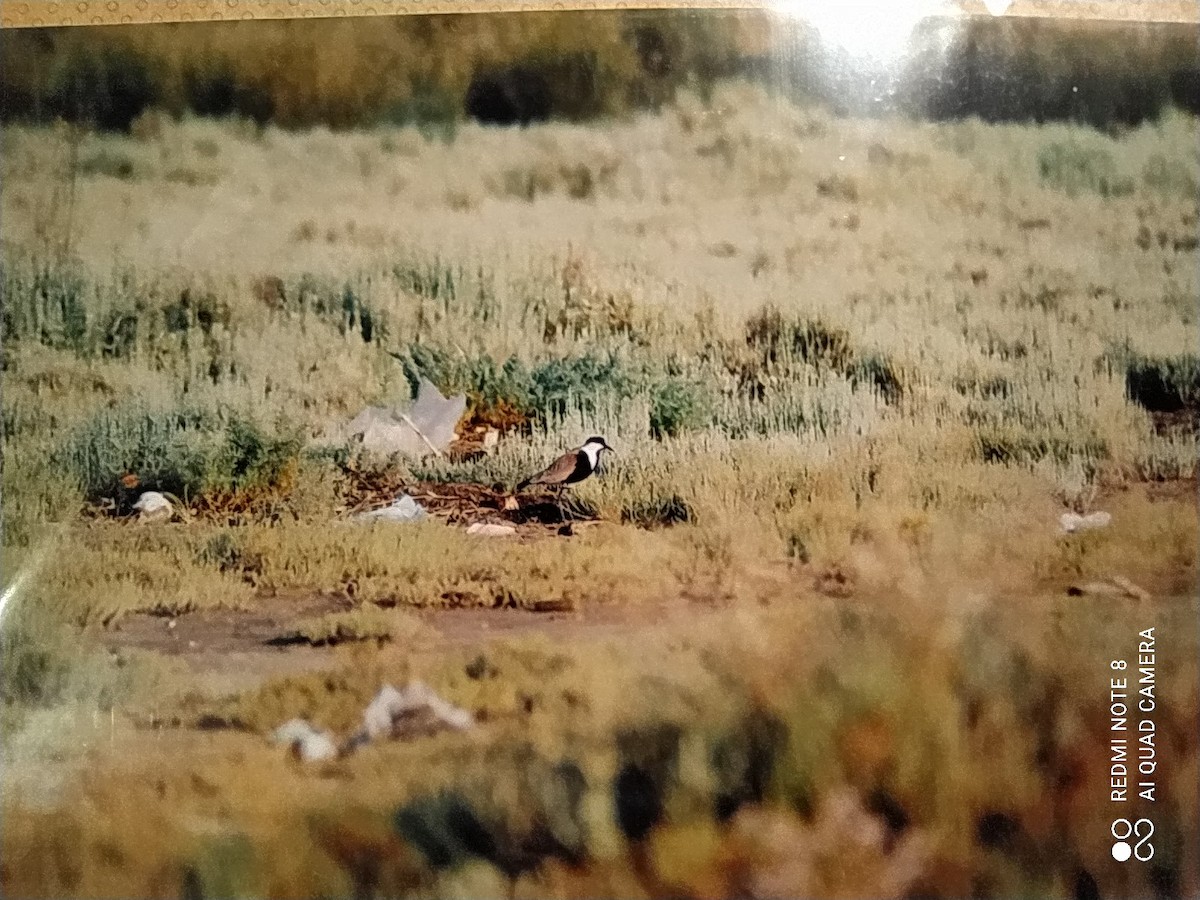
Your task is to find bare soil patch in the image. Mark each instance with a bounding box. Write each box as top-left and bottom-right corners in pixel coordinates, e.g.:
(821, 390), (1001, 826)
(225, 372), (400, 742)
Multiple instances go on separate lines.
(100, 590), (702, 693)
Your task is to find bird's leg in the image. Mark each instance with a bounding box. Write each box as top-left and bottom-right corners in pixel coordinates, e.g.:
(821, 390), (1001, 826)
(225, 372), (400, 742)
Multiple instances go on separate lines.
(559, 486), (577, 523)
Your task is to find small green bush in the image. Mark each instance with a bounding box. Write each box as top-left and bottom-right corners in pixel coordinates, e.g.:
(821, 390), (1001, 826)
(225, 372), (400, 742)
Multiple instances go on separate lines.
(1037, 142), (1135, 198)
(395, 344), (637, 428)
(0, 618), (72, 709)
(384, 77), (459, 144)
(649, 377), (713, 439)
(77, 149), (138, 180)
(952, 371), (1012, 400)
(394, 344), (534, 414)
(54, 404), (303, 503)
(742, 307), (903, 404)
(44, 44), (161, 132)
(529, 353), (634, 423)
(1142, 153), (1199, 198)
(3, 262), (248, 361)
(620, 493), (694, 528)
(1124, 352), (1200, 414)
(1, 265), (90, 353)
(849, 353), (904, 404)
(745, 306), (854, 370)
(975, 427), (1107, 466)
(221, 418), (303, 489)
(182, 60), (275, 126)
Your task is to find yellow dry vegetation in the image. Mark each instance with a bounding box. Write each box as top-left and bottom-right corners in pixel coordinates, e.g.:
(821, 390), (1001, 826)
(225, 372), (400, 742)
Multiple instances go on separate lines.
(1, 78), (1197, 898)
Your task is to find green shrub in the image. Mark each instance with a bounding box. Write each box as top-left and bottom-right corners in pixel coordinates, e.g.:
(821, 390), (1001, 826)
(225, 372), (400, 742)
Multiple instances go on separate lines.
(742, 307), (902, 404)
(221, 418), (303, 490)
(1037, 142), (1135, 198)
(182, 60), (274, 126)
(395, 343), (637, 429)
(975, 427), (1107, 466)
(77, 149), (138, 180)
(3, 262), (246, 361)
(1, 265), (90, 353)
(0, 617), (72, 709)
(384, 77), (459, 144)
(54, 404), (303, 504)
(952, 371), (1012, 400)
(44, 44), (161, 132)
(745, 307), (855, 370)
(1124, 352), (1200, 414)
(621, 493), (693, 527)
(849, 353), (904, 404)
(1142, 153), (1199, 198)
(649, 377), (713, 439)
(394, 344), (533, 413)
(529, 353), (634, 423)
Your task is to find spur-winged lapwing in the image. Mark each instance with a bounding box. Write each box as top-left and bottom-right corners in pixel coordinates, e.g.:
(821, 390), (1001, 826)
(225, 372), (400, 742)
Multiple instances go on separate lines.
(516, 437), (614, 492)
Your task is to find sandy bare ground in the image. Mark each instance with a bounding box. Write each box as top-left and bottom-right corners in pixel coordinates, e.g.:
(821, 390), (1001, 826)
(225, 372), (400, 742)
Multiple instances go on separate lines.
(96, 476), (1197, 695)
(99, 589), (712, 694)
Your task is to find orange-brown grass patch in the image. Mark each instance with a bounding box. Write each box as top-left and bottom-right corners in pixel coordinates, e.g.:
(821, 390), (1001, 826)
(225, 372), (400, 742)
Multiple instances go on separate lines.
(3, 574), (1196, 899)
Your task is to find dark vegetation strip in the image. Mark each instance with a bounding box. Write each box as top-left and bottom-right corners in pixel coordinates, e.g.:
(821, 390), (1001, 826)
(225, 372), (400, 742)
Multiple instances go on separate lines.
(1, 14), (1196, 133)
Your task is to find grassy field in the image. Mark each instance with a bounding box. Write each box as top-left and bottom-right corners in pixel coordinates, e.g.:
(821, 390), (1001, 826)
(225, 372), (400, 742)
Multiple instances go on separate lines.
(1, 80), (1198, 898)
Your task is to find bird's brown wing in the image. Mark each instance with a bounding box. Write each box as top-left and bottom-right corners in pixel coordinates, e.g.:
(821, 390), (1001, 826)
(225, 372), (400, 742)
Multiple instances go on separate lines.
(520, 449), (580, 488)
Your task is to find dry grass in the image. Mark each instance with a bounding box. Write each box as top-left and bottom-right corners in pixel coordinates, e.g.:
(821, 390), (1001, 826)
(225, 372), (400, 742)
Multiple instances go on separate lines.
(2, 537), (1197, 898)
(1, 80), (1198, 898)
(276, 606), (429, 648)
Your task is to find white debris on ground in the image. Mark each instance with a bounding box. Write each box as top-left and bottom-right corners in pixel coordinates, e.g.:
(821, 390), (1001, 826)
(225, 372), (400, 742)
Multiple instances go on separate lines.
(271, 718), (339, 763)
(352, 493), (428, 524)
(1059, 510), (1112, 534)
(1068, 574), (1151, 601)
(314, 377), (466, 459)
(270, 682), (474, 762)
(359, 681), (474, 740)
(132, 491), (173, 522)
(466, 522), (517, 537)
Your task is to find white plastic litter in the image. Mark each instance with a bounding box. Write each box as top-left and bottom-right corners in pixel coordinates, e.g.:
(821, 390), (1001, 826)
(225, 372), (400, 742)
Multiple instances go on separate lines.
(1068, 574), (1150, 601)
(353, 494), (427, 524)
(271, 682), (474, 761)
(271, 719), (338, 763)
(321, 378), (466, 459)
(132, 491), (173, 522)
(1059, 511), (1112, 534)
(361, 681), (474, 739)
(466, 522), (517, 537)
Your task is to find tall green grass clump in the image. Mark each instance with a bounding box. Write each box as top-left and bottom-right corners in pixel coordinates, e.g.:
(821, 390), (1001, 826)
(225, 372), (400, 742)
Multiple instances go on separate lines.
(1123, 352), (1200, 414)
(1142, 152), (1199, 198)
(394, 343), (638, 429)
(649, 377), (714, 439)
(53, 402), (303, 504)
(741, 305), (905, 404)
(1036, 141), (1135, 198)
